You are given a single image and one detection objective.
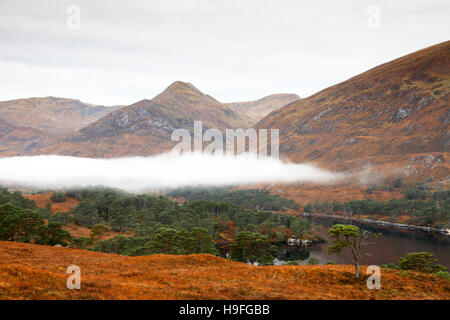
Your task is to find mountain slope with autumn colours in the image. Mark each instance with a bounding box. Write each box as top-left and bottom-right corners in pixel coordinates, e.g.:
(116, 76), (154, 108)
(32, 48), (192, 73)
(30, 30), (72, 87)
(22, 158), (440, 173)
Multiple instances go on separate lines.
(225, 93), (300, 124)
(26, 82), (253, 157)
(0, 97), (121, 156)
(256, 41), (450, 181)
(0, 118), (51, 157)
(1, 241), (449, 300)
(0, 97), (120, 134)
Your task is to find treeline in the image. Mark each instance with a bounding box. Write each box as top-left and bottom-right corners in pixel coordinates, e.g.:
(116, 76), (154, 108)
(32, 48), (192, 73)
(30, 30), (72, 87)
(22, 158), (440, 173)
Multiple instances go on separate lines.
(0, 187), (37, 209)
(0, 203), (71, 246)
(63, 187), (310, 264)
(0, 187), (310, 265)
(66, 187), (309, 242)
(167, 187), (300, 211)
(305, 188), (449, 227)
(94, 227), (219, 256)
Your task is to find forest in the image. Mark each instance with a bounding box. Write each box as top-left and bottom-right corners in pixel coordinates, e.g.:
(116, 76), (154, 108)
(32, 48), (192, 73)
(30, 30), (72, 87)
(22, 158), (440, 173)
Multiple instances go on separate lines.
(305, 185), (449, 227)
(0, 187), (310, 265)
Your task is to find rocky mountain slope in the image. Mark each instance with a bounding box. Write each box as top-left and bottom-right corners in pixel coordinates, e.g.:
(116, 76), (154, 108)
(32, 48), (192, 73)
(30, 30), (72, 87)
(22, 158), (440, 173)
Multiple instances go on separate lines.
(0, 97), (120, 134)
(226, 93), (300, 124)
(1, 241), (448, 300)
(0, 119), (50, 157)
(28, 82), (253, 157)
(256, 41), (450, 181)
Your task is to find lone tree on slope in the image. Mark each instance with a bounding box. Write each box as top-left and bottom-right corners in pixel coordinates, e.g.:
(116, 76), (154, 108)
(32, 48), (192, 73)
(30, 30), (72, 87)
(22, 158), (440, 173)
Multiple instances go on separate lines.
(327, 224), (380, 278)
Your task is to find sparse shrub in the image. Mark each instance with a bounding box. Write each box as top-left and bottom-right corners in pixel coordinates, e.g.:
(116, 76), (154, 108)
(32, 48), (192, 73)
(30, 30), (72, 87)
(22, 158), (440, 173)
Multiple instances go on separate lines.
(398, 252), (447, 273)
(304, 202), (313, 213)
(326, 261), (336, 265)
(284, 260), (299, 265)
(435, 271), (450, 281)
(71, 237), (93, 249)
(307, 257), (320, 265)
(380, 263), (399, 269)
(405, 183), (430, 200)
(393, 178), (403, 188)
(365, 186), (377, 194)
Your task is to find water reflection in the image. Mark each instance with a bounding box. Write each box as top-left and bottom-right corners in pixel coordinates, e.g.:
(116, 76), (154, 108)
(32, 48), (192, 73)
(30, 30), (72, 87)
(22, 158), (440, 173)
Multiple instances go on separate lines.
(275, 218), (450, 268)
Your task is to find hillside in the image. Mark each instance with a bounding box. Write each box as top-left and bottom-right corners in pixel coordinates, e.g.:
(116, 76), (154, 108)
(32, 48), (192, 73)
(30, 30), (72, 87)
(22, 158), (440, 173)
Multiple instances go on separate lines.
(26, 82), (253, 157)
(0, 241), (448, 300)
(256, 41), (450, 181)
(0, 97), (120, 156)
(225, 93), (300, 124)
(0, 119), (50, 157)
(0, 97), (120, 134)
(152, 81), (252, 129)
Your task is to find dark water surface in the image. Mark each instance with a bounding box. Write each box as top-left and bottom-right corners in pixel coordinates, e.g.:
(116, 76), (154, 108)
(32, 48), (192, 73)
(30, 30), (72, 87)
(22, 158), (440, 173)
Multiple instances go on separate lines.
(275, 218), (450, 268)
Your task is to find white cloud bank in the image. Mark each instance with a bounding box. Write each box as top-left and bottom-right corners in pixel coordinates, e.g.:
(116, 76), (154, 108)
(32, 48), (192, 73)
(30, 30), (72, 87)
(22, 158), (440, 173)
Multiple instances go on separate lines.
(0, 154), (341, 192)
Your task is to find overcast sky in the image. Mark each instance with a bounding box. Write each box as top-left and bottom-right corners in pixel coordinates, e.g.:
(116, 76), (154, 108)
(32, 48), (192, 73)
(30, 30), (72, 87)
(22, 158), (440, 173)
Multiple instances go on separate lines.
(0, 0), (448, 106)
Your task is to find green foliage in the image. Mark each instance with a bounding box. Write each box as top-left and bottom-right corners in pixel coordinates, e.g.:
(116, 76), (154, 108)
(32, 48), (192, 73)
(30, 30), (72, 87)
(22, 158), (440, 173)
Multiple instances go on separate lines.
(405, 185), (429, 200)
(328, 224), (379, 277)
(393, 178), (403, 188)
(435, 271), (450, 281)
(326, 261), (336, 265)
(290, 219), (310, 238)
(284, 260), (299, 265)
(145, 227), (185, 254)
(0, 203), (71, 246)
(90, 224), (110, 241)
(168, 187), (299, 211)
(304, 202), (313, 213)
(73, 201), (103, 227)
(365, 186), (377, 194)
(310, 188), (449, 226)
(48, 212), (72, 226)
(230, 231), (276, 265)
(0, 188), (36, 209)
(93, 235), (150, 256)
(40, 222), (72, 246)
(0, 203), (46, 243)
(94, 227), (219, 256)
(50, 192), (67, 203)
(380, 263), (399, 269)
(71, 237), (93, 249)
(307, 257), (320, 265)
(69, 188), (310, 243)
(328, 224), (360, 254)
(398, 251), (447, 273)
(189, 227), (219, 255)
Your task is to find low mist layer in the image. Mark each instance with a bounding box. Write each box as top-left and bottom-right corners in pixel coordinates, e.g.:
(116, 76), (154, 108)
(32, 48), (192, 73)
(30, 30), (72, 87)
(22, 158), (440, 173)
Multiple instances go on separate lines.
(0, 154), (341, 192)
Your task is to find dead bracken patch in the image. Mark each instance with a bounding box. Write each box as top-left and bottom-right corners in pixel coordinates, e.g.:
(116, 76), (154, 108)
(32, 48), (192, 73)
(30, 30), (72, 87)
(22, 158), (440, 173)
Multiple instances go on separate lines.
(0, 241), (448, 300)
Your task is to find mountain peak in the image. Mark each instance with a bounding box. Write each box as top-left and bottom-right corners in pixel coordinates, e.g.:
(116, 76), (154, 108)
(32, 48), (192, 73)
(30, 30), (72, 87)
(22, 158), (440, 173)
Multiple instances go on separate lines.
(163, 81), (204, 96)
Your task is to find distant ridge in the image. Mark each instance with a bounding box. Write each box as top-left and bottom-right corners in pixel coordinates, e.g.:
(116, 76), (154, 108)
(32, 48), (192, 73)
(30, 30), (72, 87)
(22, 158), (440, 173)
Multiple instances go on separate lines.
(226, 93), (300, 124)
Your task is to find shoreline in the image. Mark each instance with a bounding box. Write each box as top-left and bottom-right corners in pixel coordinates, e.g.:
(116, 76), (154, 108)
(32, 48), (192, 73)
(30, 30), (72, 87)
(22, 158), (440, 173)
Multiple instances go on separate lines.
(302, 212), (450, 238)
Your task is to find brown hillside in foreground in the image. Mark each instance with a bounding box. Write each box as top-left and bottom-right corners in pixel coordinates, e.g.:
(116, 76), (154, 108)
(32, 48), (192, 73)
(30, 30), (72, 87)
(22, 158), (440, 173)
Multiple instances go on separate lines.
(256, 41), (450, 181)
(0, 241), (449, 300)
